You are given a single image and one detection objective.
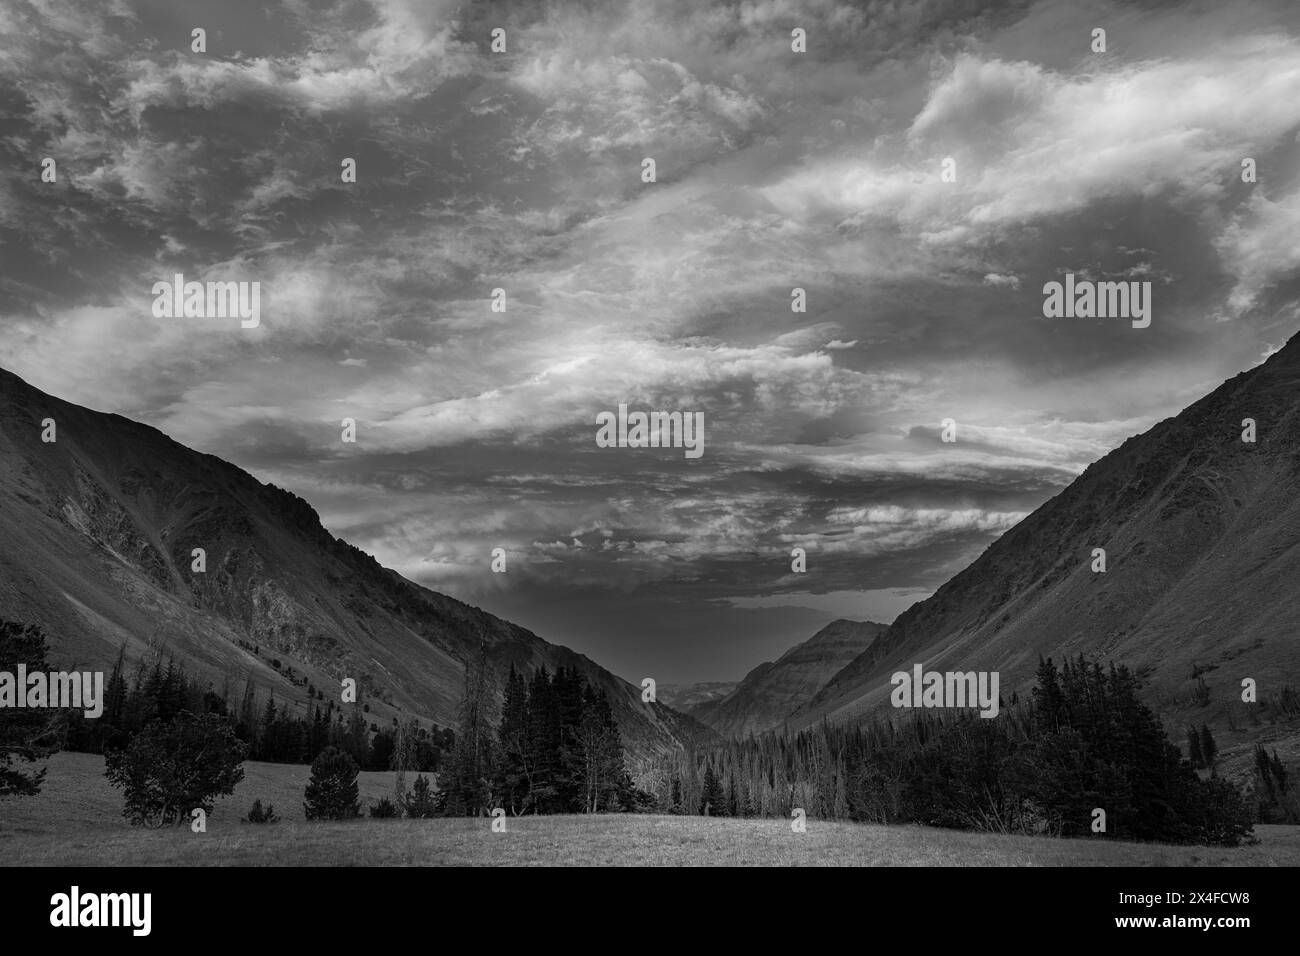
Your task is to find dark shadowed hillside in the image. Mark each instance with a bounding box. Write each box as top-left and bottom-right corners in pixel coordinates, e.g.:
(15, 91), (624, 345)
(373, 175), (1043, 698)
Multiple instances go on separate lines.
(0, 366), (709, 758)
(792, 332), (1300, 765)
(693, 619), (887, 738)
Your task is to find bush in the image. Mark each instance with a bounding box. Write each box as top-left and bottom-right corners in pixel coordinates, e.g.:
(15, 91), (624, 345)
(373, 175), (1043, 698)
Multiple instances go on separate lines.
(369, 796), (400, 818)
(304, 746), (361, 820)
(402, 774), (442, 818)
(104, 711), (247, 827)
(245, 798), (279, 824)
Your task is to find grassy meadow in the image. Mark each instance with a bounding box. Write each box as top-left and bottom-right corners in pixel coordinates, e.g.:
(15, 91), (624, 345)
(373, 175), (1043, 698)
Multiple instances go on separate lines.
(3, 752), (1299, 866)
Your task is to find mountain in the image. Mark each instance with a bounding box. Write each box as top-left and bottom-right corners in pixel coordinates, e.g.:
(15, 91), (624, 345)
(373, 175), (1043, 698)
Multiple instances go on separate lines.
(0, 366), (707, 757)
(654, 681), (737, 712)
(792, 333), (1300, 759)
(693, 619), (887, 738)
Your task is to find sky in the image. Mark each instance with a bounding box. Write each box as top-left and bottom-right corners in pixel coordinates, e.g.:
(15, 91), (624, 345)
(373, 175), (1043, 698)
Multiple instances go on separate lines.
(1, 0), (1299, 684)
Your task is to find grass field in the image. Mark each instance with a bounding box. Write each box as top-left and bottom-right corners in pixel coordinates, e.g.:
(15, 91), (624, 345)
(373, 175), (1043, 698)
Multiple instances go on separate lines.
(3, 752), (1299, 866)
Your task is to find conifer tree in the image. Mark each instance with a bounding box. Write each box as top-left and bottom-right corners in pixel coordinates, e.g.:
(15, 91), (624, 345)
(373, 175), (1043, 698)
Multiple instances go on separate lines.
(1199, 724), (1217, 769)
(496, 665), (530, 813)
(0, 620), (64, 796)
(303, 746), (361, 820)
(1187, 725), (1204, 769)
(392, 717), (417, 806)
(700, 762), (723, 816)
(445, 651), (495, 816)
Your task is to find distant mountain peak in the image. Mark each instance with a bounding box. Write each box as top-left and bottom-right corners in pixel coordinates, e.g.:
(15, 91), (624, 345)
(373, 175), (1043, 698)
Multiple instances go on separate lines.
(693, 619), (887, 738)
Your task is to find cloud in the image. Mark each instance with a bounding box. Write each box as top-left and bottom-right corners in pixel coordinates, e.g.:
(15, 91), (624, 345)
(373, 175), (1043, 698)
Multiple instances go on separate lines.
(4, 0), (1300, 681)
(1216, 188), (1300, 315)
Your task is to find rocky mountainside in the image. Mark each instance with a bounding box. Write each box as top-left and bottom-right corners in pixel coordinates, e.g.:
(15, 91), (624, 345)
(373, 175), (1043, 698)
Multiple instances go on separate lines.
(693, 619), (887, 738)
(0, 366), (708, 757)
(655, 681), (737, 712)
(792, 333), (1300, 766)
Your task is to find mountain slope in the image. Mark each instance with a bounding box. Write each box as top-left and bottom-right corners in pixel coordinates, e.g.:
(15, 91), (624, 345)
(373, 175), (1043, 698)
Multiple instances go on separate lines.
(694, 619), (887, 738)
(0, 366), (707, 757)
(655, 681), (737, 712)
(794, 333), (1300, 744)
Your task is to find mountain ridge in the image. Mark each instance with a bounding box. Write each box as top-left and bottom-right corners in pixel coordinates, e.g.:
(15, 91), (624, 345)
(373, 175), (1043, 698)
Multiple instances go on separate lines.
(790, 331), (1300, 751)
(693, 618), (887, 738)
(0, 365), (709, 758)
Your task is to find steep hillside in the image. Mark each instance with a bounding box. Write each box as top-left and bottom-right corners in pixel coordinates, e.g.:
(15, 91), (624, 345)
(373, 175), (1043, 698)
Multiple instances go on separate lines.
(694, 619), (887, 738)
(655, 681), (737, 712)
(0, 367), (707, 757)
(794, 333), (1300, 753)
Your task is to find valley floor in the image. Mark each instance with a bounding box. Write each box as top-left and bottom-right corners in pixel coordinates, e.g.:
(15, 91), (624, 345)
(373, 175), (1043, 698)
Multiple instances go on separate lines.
(2, 753), (1298, 866)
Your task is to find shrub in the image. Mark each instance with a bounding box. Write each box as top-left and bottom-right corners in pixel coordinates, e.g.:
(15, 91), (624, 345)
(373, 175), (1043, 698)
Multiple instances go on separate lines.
(369, 796), (400, 818)
(304, 746), (361, 820)
(245, 798), (279, 824)
(402, 774), (442, 818)
(105, 711), (247, 827)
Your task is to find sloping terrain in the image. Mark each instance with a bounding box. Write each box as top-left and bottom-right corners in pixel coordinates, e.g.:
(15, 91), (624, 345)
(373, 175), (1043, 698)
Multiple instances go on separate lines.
(693, 619), (886, 738)
(794, 333), (1300, 750)
(655, 681), (737, 711)
(0, 366), (706, 756)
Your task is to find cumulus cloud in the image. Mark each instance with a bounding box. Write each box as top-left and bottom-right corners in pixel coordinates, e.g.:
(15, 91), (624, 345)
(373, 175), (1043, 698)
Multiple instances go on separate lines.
(3, 0), (1299, 680)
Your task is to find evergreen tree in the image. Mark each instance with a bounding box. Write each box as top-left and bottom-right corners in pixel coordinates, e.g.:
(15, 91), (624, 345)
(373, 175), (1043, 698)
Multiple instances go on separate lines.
(391, 717), (417, 805)
(496, 665), (530, 813)
(0, 620), (64, 796)
(403, 773), (441, 818)
(700, 762), (723, 816)
(525, 666), (558, 812)
(303, 746), (361, 820)
(1187, 725), (1204, 769)
(445, 651), (495, 816)
(1199, 724), (1218, 769)
(237, 677), (258, 746)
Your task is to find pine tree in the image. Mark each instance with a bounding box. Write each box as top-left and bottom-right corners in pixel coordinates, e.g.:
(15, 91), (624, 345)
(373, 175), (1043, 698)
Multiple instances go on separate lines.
(303, 746), (361, 820)
(343, 708), (370, 767)
(1271, 749), (1288, 793)
(0, 620), (64, 796)
(1032, 656), (1064, 731)
(104, 645), (128, 726)
(1186, 725), (1204, 769)
(700, 762), (723, 816)
(237, 676), (258, 746)
(496, 665), (530, 813)
(1199, 724), (1218, 769)
(525, 666), (558, 812)
(391, 717), (416, 807)
(260, 693), (278, 761)
(445, 651), (495, 816)
(402, 773), (441, 818)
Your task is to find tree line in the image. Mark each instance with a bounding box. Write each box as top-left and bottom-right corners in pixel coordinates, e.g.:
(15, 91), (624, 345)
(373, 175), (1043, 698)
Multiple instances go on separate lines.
(4, 616), (1284, 843)
(63, 646), (453, 771)
(437, 661), (646, 816)
(295, 662), (645, 821)
(637, 655), (1258, 846)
